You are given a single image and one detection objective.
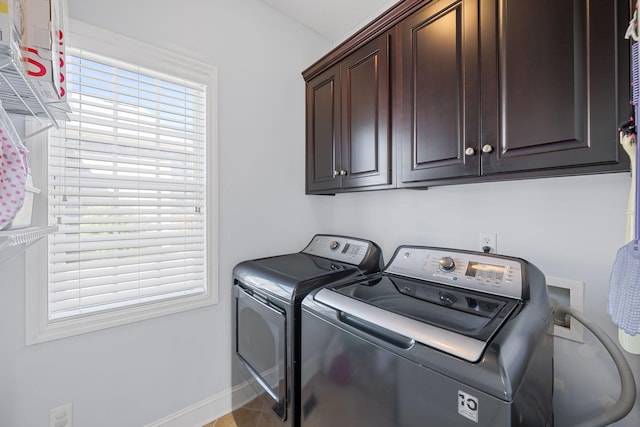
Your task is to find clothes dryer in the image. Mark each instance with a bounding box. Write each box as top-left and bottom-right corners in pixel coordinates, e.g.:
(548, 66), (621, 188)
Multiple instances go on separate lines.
(232, 234), (384, 427)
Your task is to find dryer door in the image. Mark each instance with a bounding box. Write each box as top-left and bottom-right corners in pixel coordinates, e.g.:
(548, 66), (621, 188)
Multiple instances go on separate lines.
(235, 285), (287, 419)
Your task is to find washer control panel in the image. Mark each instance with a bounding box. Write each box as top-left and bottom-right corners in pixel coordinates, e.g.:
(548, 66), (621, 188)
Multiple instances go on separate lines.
(302, 234), (372, 265)
(385, 246), (525, 300)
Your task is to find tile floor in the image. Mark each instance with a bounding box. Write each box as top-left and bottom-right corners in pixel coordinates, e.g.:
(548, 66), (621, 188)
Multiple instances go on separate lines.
(201, 412), (236, 427)
(203, 373), (396, 427)
(202, 395), (281, 427)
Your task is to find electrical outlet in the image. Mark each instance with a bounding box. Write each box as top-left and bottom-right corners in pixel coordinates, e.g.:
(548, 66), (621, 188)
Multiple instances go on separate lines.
(479, 233), (497, 253)
(49, 403), (72, 427)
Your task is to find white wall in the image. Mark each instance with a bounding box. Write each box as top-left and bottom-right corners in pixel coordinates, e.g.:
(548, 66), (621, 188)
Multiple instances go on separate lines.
(1, 0), (638, 426)
(0, 1), (331, 426)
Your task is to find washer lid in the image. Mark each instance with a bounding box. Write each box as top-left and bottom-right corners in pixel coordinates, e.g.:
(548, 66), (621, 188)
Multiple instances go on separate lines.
(318, 275), (520, 361)
(233, 253), (362, 301)
(233, 234), (384, 302)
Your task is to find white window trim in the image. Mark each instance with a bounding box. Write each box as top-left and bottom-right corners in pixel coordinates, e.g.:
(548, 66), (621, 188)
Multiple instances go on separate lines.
(25, 20), (219, 345)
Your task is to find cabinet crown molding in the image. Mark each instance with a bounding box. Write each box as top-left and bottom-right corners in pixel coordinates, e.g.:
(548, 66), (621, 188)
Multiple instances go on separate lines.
(302, 0), (424, 81)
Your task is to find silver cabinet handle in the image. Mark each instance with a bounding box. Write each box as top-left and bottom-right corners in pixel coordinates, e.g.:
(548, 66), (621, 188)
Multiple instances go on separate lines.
(333, 170), (339, 177)
(465, 147), (476, 156)
(482, 144), (494, 153)
(339, 170), (347, 176)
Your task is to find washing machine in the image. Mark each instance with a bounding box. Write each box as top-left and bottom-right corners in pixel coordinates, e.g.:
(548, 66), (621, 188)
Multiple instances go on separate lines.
(300, 245), (554, 427)
(232, 234), (384, 427)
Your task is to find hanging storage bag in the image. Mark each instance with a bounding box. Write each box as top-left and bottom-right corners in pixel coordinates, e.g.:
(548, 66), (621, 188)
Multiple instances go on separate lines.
(0, 114), (29, 230)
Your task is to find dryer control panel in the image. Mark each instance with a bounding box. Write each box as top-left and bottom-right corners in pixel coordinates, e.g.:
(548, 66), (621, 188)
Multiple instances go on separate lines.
(302, 234), (375, 266)
(385, 246), (526, 300)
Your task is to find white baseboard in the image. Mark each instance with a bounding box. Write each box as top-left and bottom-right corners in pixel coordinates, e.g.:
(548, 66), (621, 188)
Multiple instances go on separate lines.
(144, 382), (258, 427)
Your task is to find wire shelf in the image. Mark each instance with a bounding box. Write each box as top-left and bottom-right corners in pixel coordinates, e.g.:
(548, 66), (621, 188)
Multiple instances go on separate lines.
(0, 225), (58, 249)
(0, 226), (57, 269)
(0, 44), (60, 134)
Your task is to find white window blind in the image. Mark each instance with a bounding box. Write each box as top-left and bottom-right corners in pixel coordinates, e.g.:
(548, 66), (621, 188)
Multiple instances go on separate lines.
(48, 48), (208, 321)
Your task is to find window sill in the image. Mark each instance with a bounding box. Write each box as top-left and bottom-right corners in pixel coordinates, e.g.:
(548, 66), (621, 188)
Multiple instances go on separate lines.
(26, 284), (217, 345)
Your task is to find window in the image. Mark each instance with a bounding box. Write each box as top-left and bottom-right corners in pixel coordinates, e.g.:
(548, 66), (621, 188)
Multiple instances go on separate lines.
(26, 21), (218, 343)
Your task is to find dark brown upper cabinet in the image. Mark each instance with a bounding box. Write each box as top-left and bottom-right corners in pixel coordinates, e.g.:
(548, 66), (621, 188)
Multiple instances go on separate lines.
(399, 0), (480, 183)
(305, 33), (393, 194)
(303, 0), (629, 193)
(400, 0), (629, 187)
(478, 0), (628, 177)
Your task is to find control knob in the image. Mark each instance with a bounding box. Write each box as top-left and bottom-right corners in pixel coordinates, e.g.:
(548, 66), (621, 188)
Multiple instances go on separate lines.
(438, 256), (456, 272)
(329, 241), (340, 250)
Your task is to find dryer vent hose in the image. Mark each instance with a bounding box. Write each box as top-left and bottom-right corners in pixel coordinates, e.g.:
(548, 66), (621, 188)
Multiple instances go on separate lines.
(554, 306), (637, 427)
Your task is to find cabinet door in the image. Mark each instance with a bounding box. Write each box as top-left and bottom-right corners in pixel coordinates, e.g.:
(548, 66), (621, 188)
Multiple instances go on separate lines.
(480, 0), (628, 175)
(399, 0), (479, 184)
(341, 33), (392, 189)
(306, 64), (341, 193)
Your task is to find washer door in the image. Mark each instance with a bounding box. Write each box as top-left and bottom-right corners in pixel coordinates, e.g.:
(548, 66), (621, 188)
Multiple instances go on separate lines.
(235, 285), (287, 419)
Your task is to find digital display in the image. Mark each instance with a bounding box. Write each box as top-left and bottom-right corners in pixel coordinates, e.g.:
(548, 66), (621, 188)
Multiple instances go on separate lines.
(465, 261), (506, 279)
(342, 243), (363, 256)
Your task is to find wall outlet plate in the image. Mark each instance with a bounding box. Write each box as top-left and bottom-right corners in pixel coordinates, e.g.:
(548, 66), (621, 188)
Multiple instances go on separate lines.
(49, 403), (72, 427)
(479, 233), (497, 253)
